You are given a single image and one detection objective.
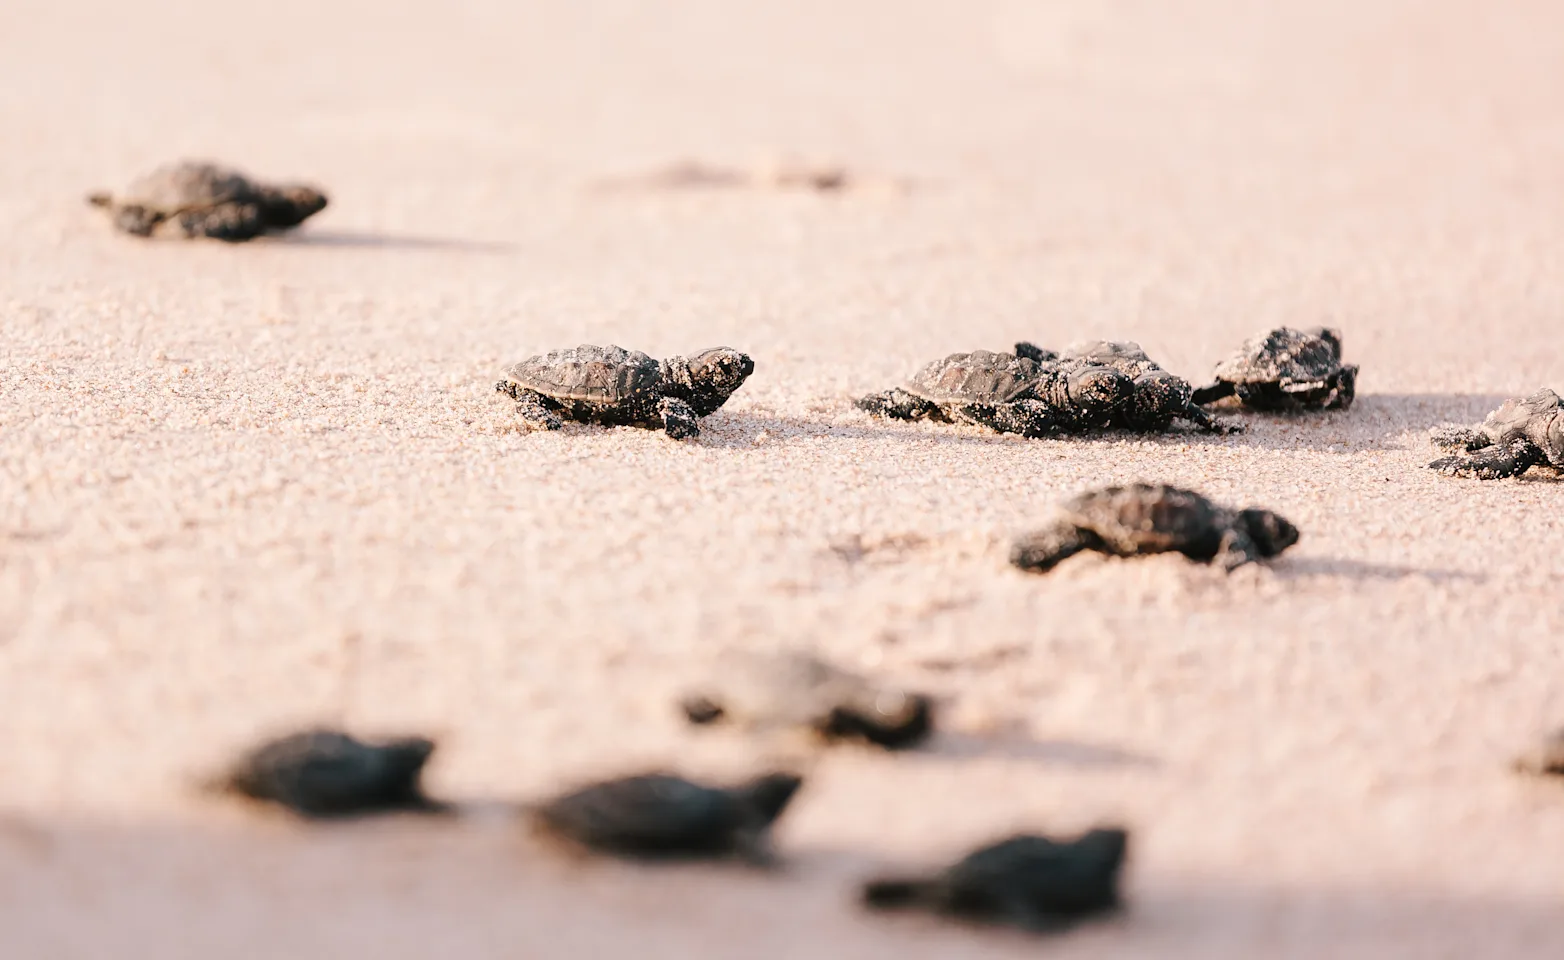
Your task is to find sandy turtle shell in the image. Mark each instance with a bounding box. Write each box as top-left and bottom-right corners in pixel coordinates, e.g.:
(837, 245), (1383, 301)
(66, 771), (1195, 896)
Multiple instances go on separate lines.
(112, 162), (257, 211)
(530, 771), (803, 862)
(504, 344), (664, 403)
(1011, 483), (1299, 573)
(862, 828), (1129, 931)
(903, 350), (1043, 404)
(213, 728), (443, 818)
(1194, 326), (1358, 411)
(680, 650), (934, 749)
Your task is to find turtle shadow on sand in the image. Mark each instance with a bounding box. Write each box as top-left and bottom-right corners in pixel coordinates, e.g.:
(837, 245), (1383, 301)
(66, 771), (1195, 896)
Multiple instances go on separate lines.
(925, 730), (1159, 770)
(1202, 393), (1515, 454)
(1273, 556), (1486, 585)
(273, 229), (517, 253)
(696, 410), (1234, 451)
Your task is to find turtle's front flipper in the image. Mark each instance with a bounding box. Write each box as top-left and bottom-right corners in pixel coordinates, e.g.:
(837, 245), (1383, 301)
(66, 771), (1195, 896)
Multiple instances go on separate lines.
(1191, 380), (1236, 406)
(965, 400), (1064, 438)
(1429, 440), (1542, 479)
(176, 203), (268, 242)
(856, 388), (942, 421)
(1180, 401), (1243, 434)
(658, 396), (701, 439)
(504, 387), (563, 431)
(1211, 527), (1263, 570)
(1010, 522), (1095, 573)
(1323, 365), (1358, 410)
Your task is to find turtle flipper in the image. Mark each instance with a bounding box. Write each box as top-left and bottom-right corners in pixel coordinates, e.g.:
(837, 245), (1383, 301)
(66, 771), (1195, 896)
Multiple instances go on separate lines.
(658, 396), (700, 439)
(1013, 341), (1057, 363)
(1011, 522), (1095, 573)
(175, 203), (269, 242)
(511, 390), (564, 431)
(1210, 527), (1263, 571)
(963, 400), (1063, 438)
(1323, 364), (1358, 410)
(1428, 424), (1488, 453)
(111, 203), (165, 237)
(1191, 380), (1236, 406)
(857, 388), (941, 421)
(1180, 400), (1243, 434)
(1429, 440), (1543, 479)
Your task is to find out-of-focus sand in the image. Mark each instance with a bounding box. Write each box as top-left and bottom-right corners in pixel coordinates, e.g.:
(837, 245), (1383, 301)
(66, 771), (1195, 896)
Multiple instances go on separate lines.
(2, 0), (1562, 956)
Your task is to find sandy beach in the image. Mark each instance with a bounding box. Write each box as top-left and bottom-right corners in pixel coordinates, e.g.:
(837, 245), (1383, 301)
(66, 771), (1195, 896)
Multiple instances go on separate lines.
(2, 0), (1563, 956)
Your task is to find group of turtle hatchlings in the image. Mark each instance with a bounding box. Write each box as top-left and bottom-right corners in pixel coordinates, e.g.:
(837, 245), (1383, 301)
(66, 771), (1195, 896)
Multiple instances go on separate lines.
(95, 160), (1564, 935)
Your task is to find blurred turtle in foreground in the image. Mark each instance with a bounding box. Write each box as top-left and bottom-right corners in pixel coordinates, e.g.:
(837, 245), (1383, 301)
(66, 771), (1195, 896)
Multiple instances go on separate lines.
(89, 160), (327, 241)
(212, 728), (443, 818)
(530, 770), (803, 863)
(862, 828), (1129, 932)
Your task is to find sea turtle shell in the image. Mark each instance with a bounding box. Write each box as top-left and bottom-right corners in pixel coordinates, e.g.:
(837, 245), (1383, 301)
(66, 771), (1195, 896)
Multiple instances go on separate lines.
(1061, 341), (1160, 377)
(1213, 327), (1346, 385)
(112, 161), (261, 212)
(1055, 484), (1221, 555)
(505, 344), (663, 403)
(904, 350), (1041, 404)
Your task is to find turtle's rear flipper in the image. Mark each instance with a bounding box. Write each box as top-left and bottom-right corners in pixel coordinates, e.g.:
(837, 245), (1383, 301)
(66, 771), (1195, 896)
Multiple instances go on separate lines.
(1191, 380), (1236, 406)
(857, 388), (940, 421)
(658, 396), (701, 439)
(175, 203), (268, 242)
(1181, 401), (1243, 434)
(1011, 522), (1095, 573)
(1429, 440), (1542, 480)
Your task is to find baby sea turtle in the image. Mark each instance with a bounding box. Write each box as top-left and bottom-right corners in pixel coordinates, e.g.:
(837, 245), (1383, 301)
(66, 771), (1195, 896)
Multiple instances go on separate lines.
(88, 160), (328, 242)
(1010, 483), (1299, 573)
(531, 771), (803, 862)
(856, 348), (1132, 437)
(1513, 728), (1564, 777)
(862, 828), (1129, 932)
(679, 650), (934, 749)
(496, 344), (754, 439)
(212, 728), (443, 818)
(1192, 326), (1358, 411)
(1019, 340), (1236, 434)
(1427, 389), (1564, 480)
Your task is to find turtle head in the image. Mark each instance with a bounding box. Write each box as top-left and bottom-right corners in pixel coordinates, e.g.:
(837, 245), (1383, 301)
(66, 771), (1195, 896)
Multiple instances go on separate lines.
(1237, 508), (1299, 558)
(1306, 327), (1345, 359)
(260, 184), (330, 228)
(1064, 365), (1134, 424)
(677, 347), (755, 415)
(819, 692), (934, 749)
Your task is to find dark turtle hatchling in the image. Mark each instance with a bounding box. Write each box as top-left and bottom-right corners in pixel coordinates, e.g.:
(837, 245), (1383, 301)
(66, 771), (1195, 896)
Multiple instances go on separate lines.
(1011, 483), (1299, 573)
(213, 728), (443, 818)
(1025, 340), (1237, 433)
(531, 771), (803, 862)
(862, 828), (1129, 932)
(496, 344), (754, 439)
(1427, 388), (1564, 480)
(856, 348), (1132, 437)
(1513, 728), (1564, 777)
(1192, 326), (1358, 411)
(88, 160), (328, 242)
(679, 650), (934, 749)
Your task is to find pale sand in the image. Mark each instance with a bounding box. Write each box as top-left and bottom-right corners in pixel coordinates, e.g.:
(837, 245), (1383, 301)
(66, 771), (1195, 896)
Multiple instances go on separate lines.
(3, 0), (1563, 955)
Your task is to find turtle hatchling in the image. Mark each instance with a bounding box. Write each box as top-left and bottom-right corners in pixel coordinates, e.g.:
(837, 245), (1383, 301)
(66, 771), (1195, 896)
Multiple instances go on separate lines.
(531, 770), (803, 862)
(496, 344), (754, 439)
(1427, 388), (1564, 480)
(1011, 483), (1299, 573)
(861, 828), (1129, 932)
(1513, 728), (1564, 777)
(212, 728), (443, 818)
(680, 650), (934, 749)
(88, 160), (328, 241)
(1020, 340), (1236, 433)
(856, 348), (1132, 437)
(1192, 326), (1358, 411)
